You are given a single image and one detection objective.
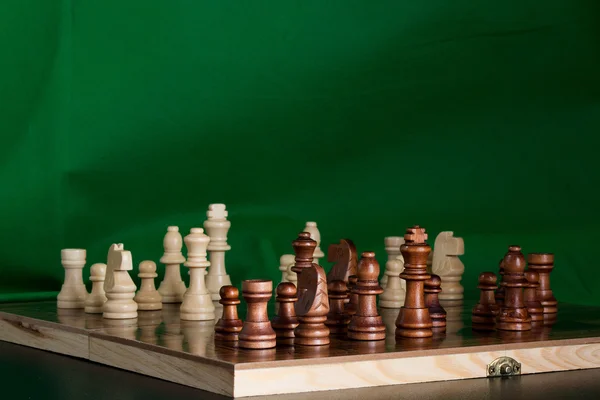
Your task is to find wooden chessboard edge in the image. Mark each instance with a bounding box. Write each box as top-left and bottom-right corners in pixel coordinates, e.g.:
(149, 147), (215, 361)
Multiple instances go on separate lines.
(232, 342), (600, 397)
(0, 310), (88, 335)
(89, 335), (235, 397)
(233, 335), (600, 370)
(0, 318), (89, 359)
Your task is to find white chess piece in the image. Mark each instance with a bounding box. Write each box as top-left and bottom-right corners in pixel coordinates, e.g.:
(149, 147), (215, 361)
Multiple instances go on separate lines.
(379, 254), (405, 308)
(380, 237), (403, 289)
(204, 204), (233, 301)
(432, 231), (465, 305)
(103, 244), (138, 319)
(134, 260), (163, 311)
(285, 258), (297, 286)
(303, 221), (325, 265)
(158, 226), (187, 303)
(180, 228), (215, 321)
(84, 263), (107, 314)
(57, 249), (89, 309)
(279, 254), (295, 285)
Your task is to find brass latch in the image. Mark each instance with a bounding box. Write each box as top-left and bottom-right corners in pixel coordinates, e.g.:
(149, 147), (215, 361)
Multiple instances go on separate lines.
(487, 356), (521, 377)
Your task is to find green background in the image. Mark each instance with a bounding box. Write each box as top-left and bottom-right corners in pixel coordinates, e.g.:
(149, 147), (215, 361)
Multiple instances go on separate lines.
(1, 1), (599, 305)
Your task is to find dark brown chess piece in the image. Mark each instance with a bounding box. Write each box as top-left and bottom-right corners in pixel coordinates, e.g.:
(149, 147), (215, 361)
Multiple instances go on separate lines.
(325, 280), (351, 334)
(238, 280), (277, 349)
(497, 246), (532, 331)
(524, 271), (544, 322)
(271, 282), (299, 344)
(471, 272), (500, 331)
(344, 275), (359, 316)
(424, 274), (446, 332)
(215, 285), (243, 342)
(348, 252), (386, 341)
(495, 258), (505, 307)
(395, 226), (434, 338)
(527, 253), (557, 315)
(327, 239), (358, 285)
(292, 232), (330, 346)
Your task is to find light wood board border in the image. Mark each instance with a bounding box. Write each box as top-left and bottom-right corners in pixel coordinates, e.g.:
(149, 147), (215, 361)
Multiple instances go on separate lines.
(2, 309), (600, 398)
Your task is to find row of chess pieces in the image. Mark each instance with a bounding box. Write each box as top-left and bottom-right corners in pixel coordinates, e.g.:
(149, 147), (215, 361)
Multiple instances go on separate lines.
(210, 227), (559, 349)
(56, 201), (466, 322)
(57, 203), (237, 320)
(472, 248), (558, 331)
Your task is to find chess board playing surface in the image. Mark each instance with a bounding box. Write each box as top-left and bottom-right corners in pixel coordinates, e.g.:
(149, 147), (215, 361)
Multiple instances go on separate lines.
(1, 300), (599, 397)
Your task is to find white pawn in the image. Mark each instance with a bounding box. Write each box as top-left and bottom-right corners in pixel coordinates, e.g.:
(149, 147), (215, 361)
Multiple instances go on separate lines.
(158, 226), (187, 303)
(432, 231), (465, 305)
(57, 249), (88, 309)
(180, 228), (215, 321)
(303, 221), (325, 265)
(103, 244), (138, 319)
(134, 260), (163, 311)
(85, 263), (107, 314)
(204, 204), (233, 301)
(279, 254), (295, 285)
(379, 256), (405, 308)
(380, 237), (403, 289)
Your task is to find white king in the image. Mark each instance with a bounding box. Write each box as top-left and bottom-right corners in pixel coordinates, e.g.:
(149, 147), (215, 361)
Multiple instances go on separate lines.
(204, 204), (232, 301)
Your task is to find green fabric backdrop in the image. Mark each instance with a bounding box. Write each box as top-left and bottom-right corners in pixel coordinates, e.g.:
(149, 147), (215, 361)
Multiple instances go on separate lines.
(1, 1), (599, 305)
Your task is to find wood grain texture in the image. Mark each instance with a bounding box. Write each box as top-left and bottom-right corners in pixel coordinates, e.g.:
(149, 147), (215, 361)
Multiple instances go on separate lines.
(0, 313), (88, 358)
(89, 335), (234, 396)
(1, 301), (600, 398)
(234, 343), (600, 397)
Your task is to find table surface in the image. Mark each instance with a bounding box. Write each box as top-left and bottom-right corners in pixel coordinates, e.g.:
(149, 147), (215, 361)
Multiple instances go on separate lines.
(1, 340), (600, 400)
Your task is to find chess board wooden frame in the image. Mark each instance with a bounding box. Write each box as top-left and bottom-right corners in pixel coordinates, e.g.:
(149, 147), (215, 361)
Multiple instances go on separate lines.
(1, 301), (600, 398)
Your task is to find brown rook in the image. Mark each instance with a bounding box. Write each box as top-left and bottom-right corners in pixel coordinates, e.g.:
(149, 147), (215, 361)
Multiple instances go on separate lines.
(424, 274), (446, 332)
(472, 272), (499, 331)
(348, 252), (386, 341)
(395, 226), (434, 338)
(524, 271), (544, 322)
(215, 285), (243, 342)
(238, 280), (277, 349)
(527, 253), (557, 314)
(497, 246), (532, 331)
(271, 282), (299, 343)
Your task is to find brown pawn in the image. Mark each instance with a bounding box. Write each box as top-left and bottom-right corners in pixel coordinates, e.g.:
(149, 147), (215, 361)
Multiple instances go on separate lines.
(238, 280), (277, 349)
(424, 274), (446, 332)
(395, 226), (433, 338)
(348, 252), (385, 341)
(344, 275), (359, 316)
(215, 285), (243, 342)
(527, 253), (557, 315)
(325, 280), (352, 334)
(495, 258), (505, 306)
(472, 272), (500, 331)
(497, 246), (532, 331)
(271, 282), (299, 344)
(524, 271), (544, 322)
(292, 232), (330, 346)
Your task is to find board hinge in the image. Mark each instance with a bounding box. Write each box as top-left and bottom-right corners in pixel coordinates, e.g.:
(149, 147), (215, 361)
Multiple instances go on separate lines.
(487, 356), (521, 377)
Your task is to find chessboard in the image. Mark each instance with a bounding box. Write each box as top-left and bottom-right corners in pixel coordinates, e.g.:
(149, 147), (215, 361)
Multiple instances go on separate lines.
(3, 205), (600, 398)
(1, 300), (600, 398)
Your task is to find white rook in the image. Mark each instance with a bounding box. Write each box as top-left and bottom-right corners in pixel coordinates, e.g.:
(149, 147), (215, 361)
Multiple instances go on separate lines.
(57, 249), (88, 309)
